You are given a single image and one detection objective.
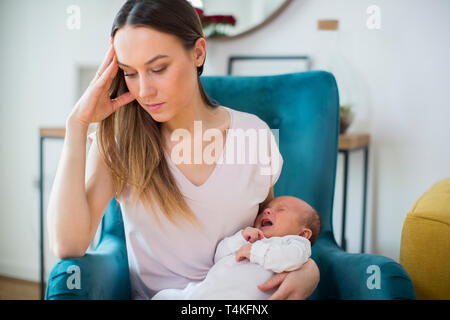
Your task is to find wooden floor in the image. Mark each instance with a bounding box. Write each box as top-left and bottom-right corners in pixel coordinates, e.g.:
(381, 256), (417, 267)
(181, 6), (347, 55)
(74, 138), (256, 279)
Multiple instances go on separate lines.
(0, 276), (41, 300)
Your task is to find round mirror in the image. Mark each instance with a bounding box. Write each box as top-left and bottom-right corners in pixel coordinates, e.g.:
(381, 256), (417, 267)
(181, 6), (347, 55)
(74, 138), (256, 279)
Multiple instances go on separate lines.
(190, 0), (293, 39)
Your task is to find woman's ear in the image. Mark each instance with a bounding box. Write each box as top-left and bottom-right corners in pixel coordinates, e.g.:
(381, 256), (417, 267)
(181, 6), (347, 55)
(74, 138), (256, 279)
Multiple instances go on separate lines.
(300, 228), (312, 240)
(193, 37), (206, 67)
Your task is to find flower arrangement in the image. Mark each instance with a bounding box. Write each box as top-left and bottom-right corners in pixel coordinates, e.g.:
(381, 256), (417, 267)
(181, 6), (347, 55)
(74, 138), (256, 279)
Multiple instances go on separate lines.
(195, 8), (237, 38)
(340, 104), (354, 134)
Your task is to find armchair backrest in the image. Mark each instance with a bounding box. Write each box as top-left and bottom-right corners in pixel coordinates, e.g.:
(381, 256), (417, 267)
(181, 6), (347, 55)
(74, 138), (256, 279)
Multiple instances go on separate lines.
(201, 71), (340, 245)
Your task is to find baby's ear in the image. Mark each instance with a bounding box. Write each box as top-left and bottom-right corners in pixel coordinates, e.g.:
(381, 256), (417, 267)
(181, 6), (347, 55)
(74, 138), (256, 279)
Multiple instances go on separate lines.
(300, 228), (312, 240)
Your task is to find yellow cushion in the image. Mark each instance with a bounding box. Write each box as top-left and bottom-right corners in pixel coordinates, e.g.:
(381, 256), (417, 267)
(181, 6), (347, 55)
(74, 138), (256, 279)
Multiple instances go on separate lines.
(400, 178), (450, 299)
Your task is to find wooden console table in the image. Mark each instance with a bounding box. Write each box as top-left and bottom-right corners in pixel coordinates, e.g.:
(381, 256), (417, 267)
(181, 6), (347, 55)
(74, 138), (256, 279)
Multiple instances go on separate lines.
(338, 133), (370, 253)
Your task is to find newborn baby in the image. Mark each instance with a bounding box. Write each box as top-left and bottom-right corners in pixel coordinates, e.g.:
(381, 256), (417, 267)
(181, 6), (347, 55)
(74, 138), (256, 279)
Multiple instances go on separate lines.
(152, 195), (321, 300)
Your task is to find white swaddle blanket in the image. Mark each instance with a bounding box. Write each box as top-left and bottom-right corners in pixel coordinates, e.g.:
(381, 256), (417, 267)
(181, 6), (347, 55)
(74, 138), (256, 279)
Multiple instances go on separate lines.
(152, 229), (311, 300)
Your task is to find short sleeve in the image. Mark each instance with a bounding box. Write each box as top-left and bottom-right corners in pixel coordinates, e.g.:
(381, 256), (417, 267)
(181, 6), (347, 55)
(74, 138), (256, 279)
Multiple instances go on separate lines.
(256, 120), (284, 188)
(269, 129), (283, 187)
(87, 131), (97, 147)
(260, 126), (283, 187)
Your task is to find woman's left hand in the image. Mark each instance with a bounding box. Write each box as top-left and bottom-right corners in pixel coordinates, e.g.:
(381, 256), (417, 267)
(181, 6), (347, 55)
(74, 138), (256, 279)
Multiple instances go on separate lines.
(258, 258), (320, 300)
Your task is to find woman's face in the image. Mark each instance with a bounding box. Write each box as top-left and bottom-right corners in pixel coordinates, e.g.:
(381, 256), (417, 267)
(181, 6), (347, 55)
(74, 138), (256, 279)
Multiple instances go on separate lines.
(113, 25), (205, 123)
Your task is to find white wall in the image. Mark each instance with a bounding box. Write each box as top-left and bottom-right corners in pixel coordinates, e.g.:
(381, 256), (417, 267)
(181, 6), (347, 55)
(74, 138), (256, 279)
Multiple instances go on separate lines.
(1, 0), (449, 282)
(0, 0), (126, 282)
(203, 0), (450, 260)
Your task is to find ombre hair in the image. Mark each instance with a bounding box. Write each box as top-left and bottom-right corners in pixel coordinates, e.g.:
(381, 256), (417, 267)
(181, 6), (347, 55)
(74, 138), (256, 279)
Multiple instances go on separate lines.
(96, 0), (218, 228)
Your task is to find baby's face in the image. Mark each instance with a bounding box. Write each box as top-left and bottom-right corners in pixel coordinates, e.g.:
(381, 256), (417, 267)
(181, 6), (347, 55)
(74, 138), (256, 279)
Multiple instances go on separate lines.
(254, 196), (311, 238)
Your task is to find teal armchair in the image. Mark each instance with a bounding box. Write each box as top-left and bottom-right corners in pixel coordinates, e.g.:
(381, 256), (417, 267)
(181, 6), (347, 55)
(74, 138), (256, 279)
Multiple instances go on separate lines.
(46, 71), (415, 300)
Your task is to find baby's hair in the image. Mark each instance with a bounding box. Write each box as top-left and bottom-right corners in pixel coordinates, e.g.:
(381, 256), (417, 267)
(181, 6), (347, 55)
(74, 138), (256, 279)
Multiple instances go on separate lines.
(306, 206), (322, 246)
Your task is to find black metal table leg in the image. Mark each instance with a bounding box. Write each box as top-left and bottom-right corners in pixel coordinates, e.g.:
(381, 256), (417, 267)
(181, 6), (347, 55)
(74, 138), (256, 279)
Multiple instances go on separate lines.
(39, 136), (45, 300)
(361, 146), (369, 253)
(341, 150), (349, 251)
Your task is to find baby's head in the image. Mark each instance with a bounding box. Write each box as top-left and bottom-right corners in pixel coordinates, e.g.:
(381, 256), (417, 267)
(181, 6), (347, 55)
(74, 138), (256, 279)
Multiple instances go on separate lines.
(254, 196), (322, 245)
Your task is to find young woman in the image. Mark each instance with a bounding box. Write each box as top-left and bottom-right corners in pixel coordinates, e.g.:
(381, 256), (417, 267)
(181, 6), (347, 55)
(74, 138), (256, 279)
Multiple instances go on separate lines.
(47, 0), (319, 300)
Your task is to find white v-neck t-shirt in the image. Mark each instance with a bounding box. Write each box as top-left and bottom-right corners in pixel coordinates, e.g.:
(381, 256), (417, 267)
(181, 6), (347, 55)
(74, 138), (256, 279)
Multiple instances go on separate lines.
(87, 106), (284, 299)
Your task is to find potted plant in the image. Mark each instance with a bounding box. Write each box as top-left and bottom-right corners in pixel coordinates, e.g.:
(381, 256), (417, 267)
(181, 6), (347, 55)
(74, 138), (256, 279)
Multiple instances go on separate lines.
(340, 104), (354, 134)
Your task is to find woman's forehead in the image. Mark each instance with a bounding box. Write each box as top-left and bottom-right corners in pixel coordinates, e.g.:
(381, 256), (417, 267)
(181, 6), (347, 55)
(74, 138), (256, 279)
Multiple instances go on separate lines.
(115, 25), (175, 43)
(114, 26), (180, 59)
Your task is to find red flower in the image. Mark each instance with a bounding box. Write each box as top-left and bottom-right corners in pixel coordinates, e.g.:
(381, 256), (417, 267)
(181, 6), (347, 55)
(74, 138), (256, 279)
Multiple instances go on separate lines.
(225, 15), (236, 26)
(203, 14), (236, 26)
(195, 8), (204, 17)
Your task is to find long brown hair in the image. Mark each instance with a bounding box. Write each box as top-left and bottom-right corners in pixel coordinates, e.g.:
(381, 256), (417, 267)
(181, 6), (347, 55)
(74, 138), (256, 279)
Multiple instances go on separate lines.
(97, 0), (219, 228)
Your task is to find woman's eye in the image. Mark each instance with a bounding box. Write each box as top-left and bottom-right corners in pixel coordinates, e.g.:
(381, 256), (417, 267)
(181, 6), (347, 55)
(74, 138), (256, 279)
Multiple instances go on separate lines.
(124, 67), (166, 78)
(123, 71), (137, 77)
(153, 67), (166, 73)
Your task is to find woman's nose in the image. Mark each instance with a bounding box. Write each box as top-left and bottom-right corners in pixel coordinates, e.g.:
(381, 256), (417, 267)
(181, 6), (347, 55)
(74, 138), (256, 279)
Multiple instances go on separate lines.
(139, 86), (157, 99)
(139, 77), (157, 98)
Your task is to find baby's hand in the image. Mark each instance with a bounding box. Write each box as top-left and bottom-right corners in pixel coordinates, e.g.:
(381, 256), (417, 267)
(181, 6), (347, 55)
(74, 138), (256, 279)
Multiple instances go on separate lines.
(236, 243), (252, 262)
(241, 227), (264, 243)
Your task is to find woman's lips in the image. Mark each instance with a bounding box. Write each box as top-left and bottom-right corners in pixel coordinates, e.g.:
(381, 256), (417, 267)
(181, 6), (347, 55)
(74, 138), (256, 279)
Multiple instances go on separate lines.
(146, 102), (165, 111)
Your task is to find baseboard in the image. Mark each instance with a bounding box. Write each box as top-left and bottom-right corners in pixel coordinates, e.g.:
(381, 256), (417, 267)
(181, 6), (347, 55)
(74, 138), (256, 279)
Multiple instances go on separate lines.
(0, 259), (40, 283)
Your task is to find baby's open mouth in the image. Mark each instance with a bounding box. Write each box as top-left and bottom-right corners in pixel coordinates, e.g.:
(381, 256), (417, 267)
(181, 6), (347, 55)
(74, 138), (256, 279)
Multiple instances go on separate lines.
(261, 218), (273, 227)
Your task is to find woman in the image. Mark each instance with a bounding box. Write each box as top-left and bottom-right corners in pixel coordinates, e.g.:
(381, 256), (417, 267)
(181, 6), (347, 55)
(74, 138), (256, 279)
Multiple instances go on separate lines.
(47, 0), (319, 300)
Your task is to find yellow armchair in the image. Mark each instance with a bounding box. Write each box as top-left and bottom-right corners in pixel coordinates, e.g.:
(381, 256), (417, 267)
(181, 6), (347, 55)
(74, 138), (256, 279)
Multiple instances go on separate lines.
(400, 178), (450, 299)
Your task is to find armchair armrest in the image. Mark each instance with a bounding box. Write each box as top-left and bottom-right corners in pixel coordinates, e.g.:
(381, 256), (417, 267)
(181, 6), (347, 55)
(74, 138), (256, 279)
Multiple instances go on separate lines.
(45, 234), (131, 300)
(310, 239), (416, 299)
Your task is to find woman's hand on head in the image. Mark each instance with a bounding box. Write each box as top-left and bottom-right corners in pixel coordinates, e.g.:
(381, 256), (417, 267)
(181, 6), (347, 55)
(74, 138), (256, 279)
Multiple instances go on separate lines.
(257, 258), (320, 300)
(69, 41), (135, 127)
